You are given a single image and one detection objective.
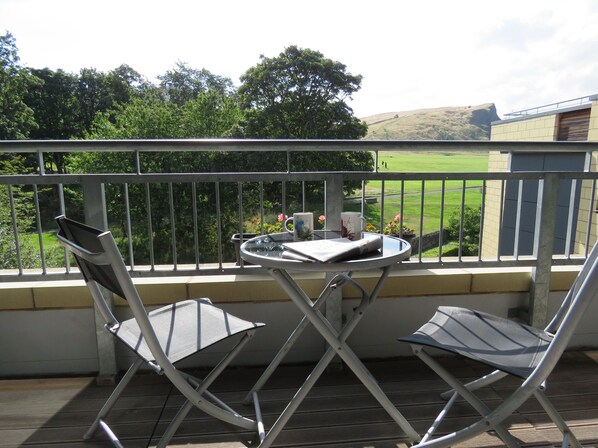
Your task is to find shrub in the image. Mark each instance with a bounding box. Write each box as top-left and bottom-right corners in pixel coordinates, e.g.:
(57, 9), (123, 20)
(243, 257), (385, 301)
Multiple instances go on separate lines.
(446, 206), (480, 256)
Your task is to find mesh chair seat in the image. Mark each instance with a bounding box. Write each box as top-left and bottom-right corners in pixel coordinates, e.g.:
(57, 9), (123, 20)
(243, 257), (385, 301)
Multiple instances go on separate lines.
(399, 306), (553, 379)
(113, 298), (265, 365)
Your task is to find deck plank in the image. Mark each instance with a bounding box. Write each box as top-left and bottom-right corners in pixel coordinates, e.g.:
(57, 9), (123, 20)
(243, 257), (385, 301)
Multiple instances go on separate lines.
(1, 351), (597, 447)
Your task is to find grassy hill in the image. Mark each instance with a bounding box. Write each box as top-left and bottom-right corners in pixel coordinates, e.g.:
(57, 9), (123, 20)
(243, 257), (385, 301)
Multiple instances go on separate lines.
(362, 103), (499, 140)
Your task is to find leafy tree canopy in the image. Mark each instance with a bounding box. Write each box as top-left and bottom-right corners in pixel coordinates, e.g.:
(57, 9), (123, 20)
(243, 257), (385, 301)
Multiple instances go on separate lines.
(238, 45), (367, 139)
(0, 31), (40, 139)
(158, 62), (235, 106)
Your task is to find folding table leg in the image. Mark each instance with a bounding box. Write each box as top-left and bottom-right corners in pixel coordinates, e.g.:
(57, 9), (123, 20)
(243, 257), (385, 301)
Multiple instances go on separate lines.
(243, 273), (351, 404)
(260, 336), (358, 448)
(261, 268), (421, 446)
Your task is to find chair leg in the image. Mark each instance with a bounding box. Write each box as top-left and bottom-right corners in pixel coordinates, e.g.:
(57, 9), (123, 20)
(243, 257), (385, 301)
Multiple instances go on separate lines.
(414, 346), (521, 448)
(420, 391), (459, 443)
(439, 369), (508, 400)
(84, 358), (144, 440)
(156, 332), (257, 448)
(534, 389), (583, 448)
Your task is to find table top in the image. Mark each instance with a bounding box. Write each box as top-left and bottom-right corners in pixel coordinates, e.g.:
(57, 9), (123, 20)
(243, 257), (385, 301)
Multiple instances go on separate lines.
(240, 231), (411, 272)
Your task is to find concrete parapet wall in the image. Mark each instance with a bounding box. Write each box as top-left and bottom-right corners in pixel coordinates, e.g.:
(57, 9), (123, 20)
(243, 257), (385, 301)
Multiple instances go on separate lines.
(0, 266), (590, 377)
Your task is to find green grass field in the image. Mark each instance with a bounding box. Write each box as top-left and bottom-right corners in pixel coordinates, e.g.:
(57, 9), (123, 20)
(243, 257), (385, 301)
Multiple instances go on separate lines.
(15, 152), (489, 264)
(351, 151), (489, 234)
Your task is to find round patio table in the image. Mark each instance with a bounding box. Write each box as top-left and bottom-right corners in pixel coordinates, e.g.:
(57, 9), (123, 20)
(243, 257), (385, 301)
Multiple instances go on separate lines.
(240, 231), (419, 447)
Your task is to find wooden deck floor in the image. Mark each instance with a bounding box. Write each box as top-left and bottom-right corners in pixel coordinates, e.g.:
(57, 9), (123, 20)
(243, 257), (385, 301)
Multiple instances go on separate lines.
(2, 351), (598, 448)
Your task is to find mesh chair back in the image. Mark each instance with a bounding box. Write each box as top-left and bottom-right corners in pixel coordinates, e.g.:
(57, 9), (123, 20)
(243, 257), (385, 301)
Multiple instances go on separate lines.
(56, 216), (127, 300)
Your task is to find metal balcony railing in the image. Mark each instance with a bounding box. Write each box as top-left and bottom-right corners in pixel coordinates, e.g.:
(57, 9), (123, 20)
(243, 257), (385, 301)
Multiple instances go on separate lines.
(2, 139), (598, 314)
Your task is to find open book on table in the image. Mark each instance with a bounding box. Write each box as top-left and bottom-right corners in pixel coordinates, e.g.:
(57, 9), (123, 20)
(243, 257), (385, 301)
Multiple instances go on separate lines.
(282, 234), (383, 263)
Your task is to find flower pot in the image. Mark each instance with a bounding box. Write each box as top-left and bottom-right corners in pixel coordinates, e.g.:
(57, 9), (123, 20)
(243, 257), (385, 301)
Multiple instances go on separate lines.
(230, 233), (258, 265)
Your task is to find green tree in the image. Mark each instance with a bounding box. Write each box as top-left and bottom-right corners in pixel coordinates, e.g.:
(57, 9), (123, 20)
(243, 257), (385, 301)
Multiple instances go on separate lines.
(105, 64), (150, 105)
(237, 45), (373, 201)
(158, 62), (234, 106)
(0, 32), (40, 139)
(76, 67), (109, 132)
(74, 87), (245, 264)
(0, 157), (40, 268)
(238, 45), (368, 140)
(26, 68), (81, 142)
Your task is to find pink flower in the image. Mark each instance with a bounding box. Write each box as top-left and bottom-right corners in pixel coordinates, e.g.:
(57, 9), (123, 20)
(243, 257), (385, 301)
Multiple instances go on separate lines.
(318, 215), (326, 224)
(394, 213), (402, 222)
(277, 213), (287, 223)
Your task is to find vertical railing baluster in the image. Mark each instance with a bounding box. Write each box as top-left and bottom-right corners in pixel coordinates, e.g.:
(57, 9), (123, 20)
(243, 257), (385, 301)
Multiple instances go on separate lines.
(564, 178), (577, 257)
(124, 183), (134, 271)
(514, 179), (524, 259)
(135, 150), (141, 174)
(192, 182), (200, 269)
(37, 150), (45, 175)
(33, 185), (47, 275)
(8, 185), (23, 275)
(361, 180), (366, 217)
(458, 180), (467, 262)
(58, 183), (70, 273)
(497, 179), (506, 261)
(478, 181), (486, 262)
(259, 182), (265, 235)
(238, 182), (245, 267)
(418, 180), (425, 261)
(238, 182), (244, 237)
(281, 181), (287, 217)
(438, 179), (446, 262)
(168, 183), (177, 270)
(215, 181), (223, 269)
(379, 180), (386, 232)
(302, 181), (306, 212)
(145, 183), (155, 270)
(399, 180), (405, 232)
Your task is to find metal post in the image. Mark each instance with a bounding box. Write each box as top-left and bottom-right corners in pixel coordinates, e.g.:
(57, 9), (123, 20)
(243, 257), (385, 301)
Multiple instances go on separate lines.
(323, 174), (343, 384)
(530, 173), (558, 328)
(324, 175), (344, 333)
(82, 178), (117, 384)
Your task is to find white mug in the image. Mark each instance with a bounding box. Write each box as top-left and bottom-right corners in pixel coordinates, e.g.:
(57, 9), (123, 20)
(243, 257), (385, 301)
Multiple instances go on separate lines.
(284, 212), (314, 241)
(340, 212), (366, 240)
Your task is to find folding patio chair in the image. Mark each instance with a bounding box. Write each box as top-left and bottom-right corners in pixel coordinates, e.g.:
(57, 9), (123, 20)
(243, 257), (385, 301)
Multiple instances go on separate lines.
(398, 240), (598, 448)
(55, 215), (265, 448)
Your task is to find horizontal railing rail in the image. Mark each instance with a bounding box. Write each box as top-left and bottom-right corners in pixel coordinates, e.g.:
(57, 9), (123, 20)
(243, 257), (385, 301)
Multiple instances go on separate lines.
(1, 140), (597, 279)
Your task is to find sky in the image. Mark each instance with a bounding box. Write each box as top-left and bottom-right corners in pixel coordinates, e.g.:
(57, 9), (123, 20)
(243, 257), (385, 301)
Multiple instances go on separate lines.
(1, 0), (597, 119)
